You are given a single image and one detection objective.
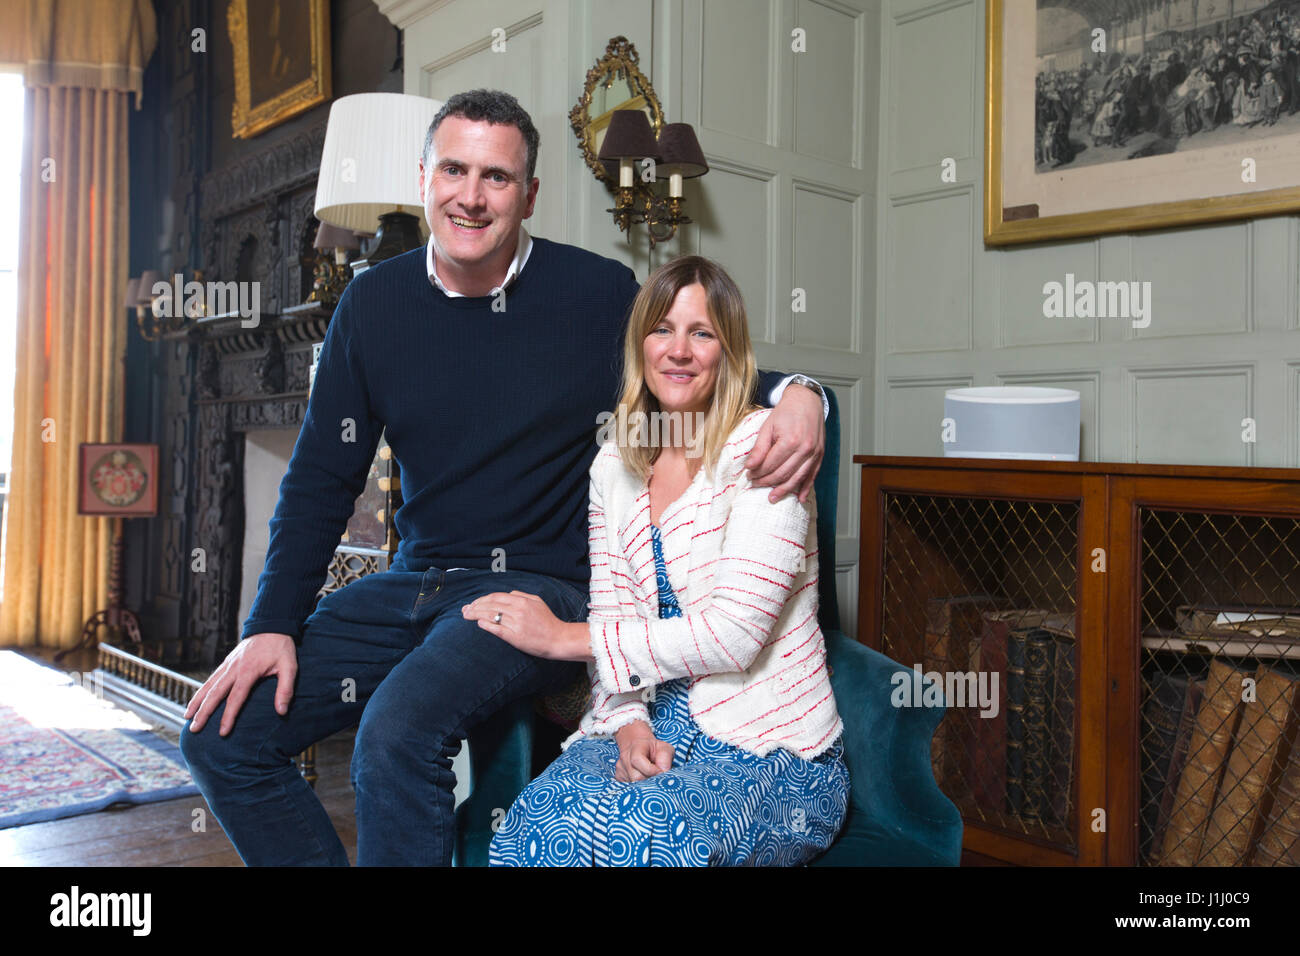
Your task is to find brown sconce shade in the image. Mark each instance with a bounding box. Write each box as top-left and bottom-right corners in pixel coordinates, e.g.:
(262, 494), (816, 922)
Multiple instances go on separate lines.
(123, 277), (140, 309)
(597, 109), (659, 162)
(656, 123), (708, 178)
(314, 221), (362, 251)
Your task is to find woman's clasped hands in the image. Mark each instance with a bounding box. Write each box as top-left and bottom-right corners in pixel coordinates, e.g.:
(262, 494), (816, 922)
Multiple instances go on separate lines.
(613, 719), (674, 783)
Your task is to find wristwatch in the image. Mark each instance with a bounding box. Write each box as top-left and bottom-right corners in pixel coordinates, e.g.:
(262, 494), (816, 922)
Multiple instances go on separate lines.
(787, 374), (829, 418)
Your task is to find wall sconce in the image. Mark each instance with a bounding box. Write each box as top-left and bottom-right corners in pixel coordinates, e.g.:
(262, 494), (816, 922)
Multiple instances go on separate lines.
(126, 269), (186, 341)
(307, 222), (362, 305)
(597, 110), (709, 248)
(654, 122), (710, 243)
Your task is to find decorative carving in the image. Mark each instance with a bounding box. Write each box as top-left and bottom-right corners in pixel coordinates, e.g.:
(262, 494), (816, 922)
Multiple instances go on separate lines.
(229, 397), (308, 432)
(190, 403), (242, 662)
(197, 342), (220, 399)
(203, 223), (221, 283)
(255, 335), (286, 394)
(264, 198), (283, 315)
(201, 124), (326, 219)
(295, 201), (320, 303)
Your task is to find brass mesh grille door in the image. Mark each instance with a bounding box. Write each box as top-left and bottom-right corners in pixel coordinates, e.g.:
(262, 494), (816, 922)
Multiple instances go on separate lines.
(1138, 509), (1300, 868)
(880, 492), (1080, 852)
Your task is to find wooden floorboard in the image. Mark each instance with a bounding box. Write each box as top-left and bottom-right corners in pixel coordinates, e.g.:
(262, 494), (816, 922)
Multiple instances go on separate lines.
(3, 746), (359, 866)
(3, 647), (359, 866)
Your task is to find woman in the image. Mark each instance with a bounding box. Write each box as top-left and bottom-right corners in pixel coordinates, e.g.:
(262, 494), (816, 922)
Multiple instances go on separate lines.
(462, 255), (848, 866)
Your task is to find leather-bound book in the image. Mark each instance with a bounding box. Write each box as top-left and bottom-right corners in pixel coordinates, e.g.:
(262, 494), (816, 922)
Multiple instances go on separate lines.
(1141, 670), (1205, 865)
(930, 629), (961, 801)
(1159, 658), (1250, 866)
(1047, 627), (1076, 831)
(966, 612), (1011, 816)
(1252, 724), (1300, 866)
(1020, 628), (1057, 826)
(923, 596), (1000, 803)
(1007, 626), (1057, 824)
(924, 628), (962, 799)
(1198, 665), (1300, 865)
(1006, 624), (1027, 819)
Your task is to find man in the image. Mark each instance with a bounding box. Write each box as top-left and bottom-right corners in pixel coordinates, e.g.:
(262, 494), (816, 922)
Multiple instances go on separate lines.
(179, 89), (828, 866)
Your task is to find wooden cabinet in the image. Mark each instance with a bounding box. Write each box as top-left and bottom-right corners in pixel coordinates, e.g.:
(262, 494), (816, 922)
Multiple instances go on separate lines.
(854, 456), (1300, 867)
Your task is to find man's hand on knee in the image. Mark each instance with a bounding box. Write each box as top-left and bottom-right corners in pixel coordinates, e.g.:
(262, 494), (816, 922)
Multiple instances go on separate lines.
(185, 633), (298, 736)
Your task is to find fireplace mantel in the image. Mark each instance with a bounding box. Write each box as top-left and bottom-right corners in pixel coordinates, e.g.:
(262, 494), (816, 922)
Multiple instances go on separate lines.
(166, 304), (333, 666)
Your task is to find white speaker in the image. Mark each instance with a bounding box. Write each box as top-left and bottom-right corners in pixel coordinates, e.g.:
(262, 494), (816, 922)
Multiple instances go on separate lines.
(943, 387), (1080, 461)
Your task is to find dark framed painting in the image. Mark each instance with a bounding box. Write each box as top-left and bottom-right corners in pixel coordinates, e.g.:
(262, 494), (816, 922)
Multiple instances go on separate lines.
(78, 443), (159, 517)
(227, 0), (332, 139)
(986, 0), (1300, 245)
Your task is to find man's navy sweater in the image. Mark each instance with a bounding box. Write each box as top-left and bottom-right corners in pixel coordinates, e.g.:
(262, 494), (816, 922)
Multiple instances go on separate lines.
(242, 237), (784, 641)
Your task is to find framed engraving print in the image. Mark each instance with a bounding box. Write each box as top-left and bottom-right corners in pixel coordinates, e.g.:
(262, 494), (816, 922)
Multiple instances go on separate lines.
(986, 0), (1300, 245)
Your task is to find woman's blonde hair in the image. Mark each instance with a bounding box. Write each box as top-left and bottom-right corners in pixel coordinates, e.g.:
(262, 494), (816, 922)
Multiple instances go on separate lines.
(612, 255), (758, 481)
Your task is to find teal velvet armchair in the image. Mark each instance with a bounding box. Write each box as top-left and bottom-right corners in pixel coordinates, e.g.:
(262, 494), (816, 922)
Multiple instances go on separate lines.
(453, 388), (964, 866)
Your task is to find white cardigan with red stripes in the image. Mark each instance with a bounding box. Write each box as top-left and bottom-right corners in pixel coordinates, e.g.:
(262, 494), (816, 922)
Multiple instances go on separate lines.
(565, 407), (844, 760)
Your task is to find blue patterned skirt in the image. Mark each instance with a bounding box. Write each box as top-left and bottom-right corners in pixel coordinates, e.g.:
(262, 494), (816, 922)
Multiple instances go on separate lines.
(488, 677), (850, 866)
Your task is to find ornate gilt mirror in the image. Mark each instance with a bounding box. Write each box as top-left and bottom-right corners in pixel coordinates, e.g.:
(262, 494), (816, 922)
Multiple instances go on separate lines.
(569, 37), (664, 193)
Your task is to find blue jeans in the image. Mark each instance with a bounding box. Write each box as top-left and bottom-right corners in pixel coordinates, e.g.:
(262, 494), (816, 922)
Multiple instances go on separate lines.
(179, 565), (586, 866)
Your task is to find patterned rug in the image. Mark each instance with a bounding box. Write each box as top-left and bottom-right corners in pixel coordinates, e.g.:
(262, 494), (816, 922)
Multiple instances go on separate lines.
(0, 650), (198, 828)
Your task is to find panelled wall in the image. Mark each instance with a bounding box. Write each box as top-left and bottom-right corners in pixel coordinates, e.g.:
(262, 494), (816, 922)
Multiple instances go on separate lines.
(386, 0), (878, 635)
(877, 0), (1300, 468)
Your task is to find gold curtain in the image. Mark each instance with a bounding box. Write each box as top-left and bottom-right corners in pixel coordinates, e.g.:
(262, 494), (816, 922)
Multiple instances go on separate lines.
(0, 1), (156, 106)
(0, 1), (155, 649)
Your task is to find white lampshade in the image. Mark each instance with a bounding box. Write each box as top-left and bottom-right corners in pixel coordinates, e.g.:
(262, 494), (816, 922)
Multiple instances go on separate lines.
(314, 93), (443, 231)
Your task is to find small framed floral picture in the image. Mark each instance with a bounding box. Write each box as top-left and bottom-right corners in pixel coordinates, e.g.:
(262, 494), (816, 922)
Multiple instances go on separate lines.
(78, 443), (159, 517)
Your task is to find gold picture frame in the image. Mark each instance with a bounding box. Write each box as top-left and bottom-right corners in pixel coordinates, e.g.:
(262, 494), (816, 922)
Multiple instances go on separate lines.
(985, 0), (1300, 246)
(228, 0), (331, 140)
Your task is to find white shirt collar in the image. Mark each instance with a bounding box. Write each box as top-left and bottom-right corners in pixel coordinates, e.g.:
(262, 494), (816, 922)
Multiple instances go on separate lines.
(426, 224), (532, 298)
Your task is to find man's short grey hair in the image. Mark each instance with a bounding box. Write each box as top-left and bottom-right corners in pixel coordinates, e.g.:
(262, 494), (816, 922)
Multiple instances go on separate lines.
(422, 89), (540, 181)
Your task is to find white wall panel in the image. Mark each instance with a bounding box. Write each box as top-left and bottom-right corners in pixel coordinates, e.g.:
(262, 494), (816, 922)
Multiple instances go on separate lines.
(996, 240), (1099, 347)
(792, 182), (858, 350)
(888, 0), (973, 173)
(1130, 223), (1250, 339)
(699, 0), (777, 145)
(886, 188), (972, 353)
(793, 0), (862, 167)
(1130, 367), (1254, 465)
(694, 160), (777, 344)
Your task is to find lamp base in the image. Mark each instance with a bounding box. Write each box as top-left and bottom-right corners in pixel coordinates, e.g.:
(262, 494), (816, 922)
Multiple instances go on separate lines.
(351, 211), (425, 276)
